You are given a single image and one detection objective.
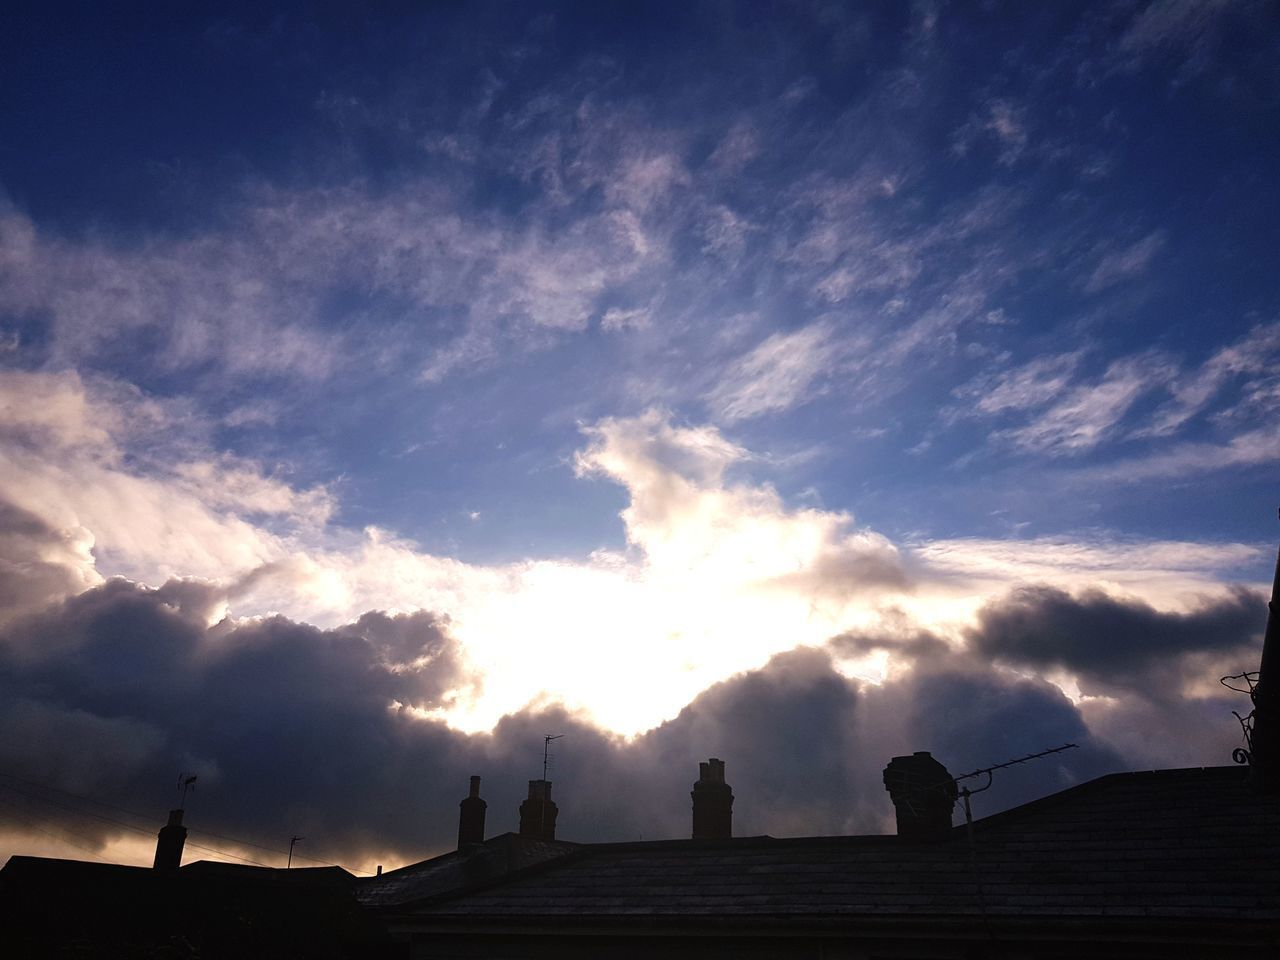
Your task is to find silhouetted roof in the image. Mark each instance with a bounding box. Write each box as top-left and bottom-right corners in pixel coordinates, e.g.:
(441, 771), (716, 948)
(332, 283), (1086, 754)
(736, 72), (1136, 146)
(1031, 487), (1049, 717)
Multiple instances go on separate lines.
(391, 766), (1279, 926)
(359, 831), (579, 907)
(0, 854), (382, 958)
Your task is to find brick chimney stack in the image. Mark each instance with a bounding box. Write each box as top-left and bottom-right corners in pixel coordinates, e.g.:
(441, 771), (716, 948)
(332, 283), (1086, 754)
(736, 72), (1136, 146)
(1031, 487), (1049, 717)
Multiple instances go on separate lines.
(458, 775), (487, 847)
(883, 751), (957, 840)
(518, 780), (558, 840)
(152, 808), (187, 871)
(691, 758), (733, 839)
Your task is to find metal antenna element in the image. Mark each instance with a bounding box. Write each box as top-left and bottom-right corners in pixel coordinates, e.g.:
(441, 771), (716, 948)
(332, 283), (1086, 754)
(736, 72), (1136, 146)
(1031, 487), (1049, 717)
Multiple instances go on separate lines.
(288, 835), (304, 869)
(542, 734), (563, 782)
(951, 743), (1079, 797)
(930, 743), (1080, 835)
(176, 773), (198, 809)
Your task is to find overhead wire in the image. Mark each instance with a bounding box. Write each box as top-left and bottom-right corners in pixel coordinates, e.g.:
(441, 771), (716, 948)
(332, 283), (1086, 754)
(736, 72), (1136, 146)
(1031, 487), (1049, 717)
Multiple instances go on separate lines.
(0, 770), (343, 869)
(0, 793), (114, 863)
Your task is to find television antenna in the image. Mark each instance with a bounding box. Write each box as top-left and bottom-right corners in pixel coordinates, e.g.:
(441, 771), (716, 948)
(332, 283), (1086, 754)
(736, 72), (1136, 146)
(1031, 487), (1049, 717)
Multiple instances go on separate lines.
(176, 773), (198, 809)
(542, 734), (563, 782)
(950, 743), (1078, 823)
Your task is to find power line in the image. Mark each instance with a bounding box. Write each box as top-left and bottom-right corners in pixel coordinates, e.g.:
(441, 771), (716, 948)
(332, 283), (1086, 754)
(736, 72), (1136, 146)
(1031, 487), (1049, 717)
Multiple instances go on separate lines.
(0, 779), (272, 867)
(0, 768), (338, 863)
(0, 794), (114, 863)
(0, 771), (340, 869)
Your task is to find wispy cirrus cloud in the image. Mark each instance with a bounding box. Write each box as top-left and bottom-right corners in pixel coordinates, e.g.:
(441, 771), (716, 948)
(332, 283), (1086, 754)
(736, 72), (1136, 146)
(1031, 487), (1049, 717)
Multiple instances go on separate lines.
(1067, 423), (1280, 486)
(952, 351), (1084, 417)
(1139, 322), (1280, 437)
(704, 323), (837, 423)
(992, 353), (1174, 455)
(1084, 229), (1166, 293)
(952, 98), (1030, 166)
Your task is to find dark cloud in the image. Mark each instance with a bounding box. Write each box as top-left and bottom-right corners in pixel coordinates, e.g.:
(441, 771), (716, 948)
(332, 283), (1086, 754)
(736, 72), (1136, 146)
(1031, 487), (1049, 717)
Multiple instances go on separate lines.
(874, 663), (1127, 813)
(830, 625), (950, 659)
(967, 584), (1264, 694)
(0, 499), (95, 625)
(0, 571), (1256, 871)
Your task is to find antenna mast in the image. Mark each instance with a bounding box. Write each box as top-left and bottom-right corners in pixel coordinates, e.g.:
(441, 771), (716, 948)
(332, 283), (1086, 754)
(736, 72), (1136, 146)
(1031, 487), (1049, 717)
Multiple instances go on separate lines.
(540, 734), (563, 836)
(542, 734), (563, 782)
(176, 773), (198, 810)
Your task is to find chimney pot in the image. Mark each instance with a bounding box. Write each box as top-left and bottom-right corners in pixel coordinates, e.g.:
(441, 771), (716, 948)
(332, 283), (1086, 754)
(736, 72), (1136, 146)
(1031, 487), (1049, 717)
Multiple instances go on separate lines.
(691, 758), (733, 839)
(458, 775), (487, 848)
(882, 751), (957, 841)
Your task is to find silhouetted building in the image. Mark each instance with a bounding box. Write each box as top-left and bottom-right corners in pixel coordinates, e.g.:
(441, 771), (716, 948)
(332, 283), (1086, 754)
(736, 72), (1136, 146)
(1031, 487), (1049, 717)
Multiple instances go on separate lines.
(691, 757), (733, 839)
(518, 779), (558, 840)
(363, 765), (1280, 958)
(458, 775), (486, 848)
(0, 856), (385, 959)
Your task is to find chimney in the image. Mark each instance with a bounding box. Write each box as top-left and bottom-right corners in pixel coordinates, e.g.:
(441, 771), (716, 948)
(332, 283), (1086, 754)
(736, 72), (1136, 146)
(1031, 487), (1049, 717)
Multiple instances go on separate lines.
(1249, 544), (1280, 794)
(518, 780), (558, 840)
(883, 751), (957, 840)
(152, 808), (187, 870)
(458, 775), (487, 847)
(691, 758), (733, 839)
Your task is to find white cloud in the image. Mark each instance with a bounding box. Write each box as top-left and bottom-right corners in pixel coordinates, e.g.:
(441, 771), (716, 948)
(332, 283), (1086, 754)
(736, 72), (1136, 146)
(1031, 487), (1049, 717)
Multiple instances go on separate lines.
(994, 354), (1172, 455)
(1115, 0), (1236, 78)
(704, 323), (835, 423)
(2, 384), (1258, 739)
(951, 99), (1029, 166)
(0, 169), (669, 387)
(955, 351), (1083, 416)
(1068, 424), (1280, 486)
(600, 306), (652, 333)
(1084, 230), (1166, 293)
(0, 370), (327, 585)
(707, 120), (761, 173)
(1140, 322), (1280, 437)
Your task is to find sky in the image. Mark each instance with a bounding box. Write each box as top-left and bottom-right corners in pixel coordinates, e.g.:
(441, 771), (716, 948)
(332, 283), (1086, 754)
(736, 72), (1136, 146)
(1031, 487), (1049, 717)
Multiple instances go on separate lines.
(0, 1), (1277, 873)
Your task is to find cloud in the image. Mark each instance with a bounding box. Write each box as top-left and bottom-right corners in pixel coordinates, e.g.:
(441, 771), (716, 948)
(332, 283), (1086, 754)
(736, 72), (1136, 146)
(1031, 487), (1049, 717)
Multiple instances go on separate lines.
(0, 370), (324, 586)
(599, 306), (652, 333)
(1140, 322), (1280, 437)
(992, 353), (1173, 455)
(704, 323), (835, 423)
(0, 163), (669, 387)
(1114, 0), (1236, 78)
(0, 578), (1199, 870)
(953, 351), (1083, 416)
(1084, 230), (1166, 293)
(4, 374), (1263, 745)
(1066, 423), (1280, 485)
(0, 499), (100, 626)
(0, 384), (917, 735)
(968, 583), (1263, 687)
(952, 99), (1030, 166)
(0, 395), (1262, 865)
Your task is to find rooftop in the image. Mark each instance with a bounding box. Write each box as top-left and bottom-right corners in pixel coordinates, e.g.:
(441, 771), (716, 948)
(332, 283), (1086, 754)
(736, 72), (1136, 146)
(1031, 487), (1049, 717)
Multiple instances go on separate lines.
(366, 766), (1280, 926)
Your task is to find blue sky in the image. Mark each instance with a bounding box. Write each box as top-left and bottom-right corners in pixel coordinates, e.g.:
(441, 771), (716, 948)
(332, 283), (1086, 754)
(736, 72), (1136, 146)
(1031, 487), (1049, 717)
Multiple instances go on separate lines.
(1, 2), (1278, 867)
